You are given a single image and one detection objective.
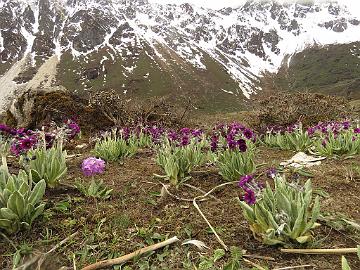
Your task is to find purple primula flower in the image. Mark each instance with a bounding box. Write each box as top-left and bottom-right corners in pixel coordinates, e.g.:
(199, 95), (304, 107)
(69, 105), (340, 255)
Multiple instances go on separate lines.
(266, 168), (277, 179)
(210, 135), (219, 152)
(243, 190), (256, 205)
(243, 129), (253, 140)
(180, 135), (190, 146)
(228, 140), (237, 150)
(342, 121), (350, 130)
(180, 128), (191, 135)
(354, 128), (360, 134)
(167, 130), (178, 141)
(239, 175), (254, 188)
(16, 128), (26, 136)
(121, 127), (131, 140)
(238, 139), (247, 152)
(307, 127), (315, 136)
(0, 124), (8, 132)
(239, 175), (263, 205)
(10, 144), (21, 156)
(66, 119), (81, 139)
(19, 136), (37, 150)
(81, 157), (106, 177)
(191, 129), (203, 137)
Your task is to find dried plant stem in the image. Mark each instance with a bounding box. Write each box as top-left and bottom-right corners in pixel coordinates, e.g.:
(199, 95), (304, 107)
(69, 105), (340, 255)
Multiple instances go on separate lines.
(281, 248), (358, 254)
(193, 198), (228, 250)
(243, 254), (275, 261)
(273, 265), (314, 270)
(160, 183), (197, 202)
(81, 236), (179, 270)
(46, 232), (79, 255)
(243, 258), (267, 270)
(193, 181), (239, 251)
(184, 183), (222, 203)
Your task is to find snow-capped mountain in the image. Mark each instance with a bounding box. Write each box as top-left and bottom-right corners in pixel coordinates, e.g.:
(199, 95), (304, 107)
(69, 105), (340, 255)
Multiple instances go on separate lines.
(0, 0), (359, 112)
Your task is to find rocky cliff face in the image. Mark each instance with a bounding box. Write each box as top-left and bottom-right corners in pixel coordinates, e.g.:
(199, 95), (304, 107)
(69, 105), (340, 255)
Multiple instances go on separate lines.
(0, 0), (359, 112)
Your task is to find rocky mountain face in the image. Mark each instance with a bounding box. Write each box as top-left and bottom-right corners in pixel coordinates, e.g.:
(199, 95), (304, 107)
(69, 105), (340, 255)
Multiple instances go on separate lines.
(0, 0), (359, 113)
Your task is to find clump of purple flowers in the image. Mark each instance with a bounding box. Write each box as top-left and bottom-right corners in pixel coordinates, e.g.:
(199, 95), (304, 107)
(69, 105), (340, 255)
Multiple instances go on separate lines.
(0, 119), (81, 156)
(307, 120), (357, 138)
(211, 122), (256, 152)
(238, 175), (264, 205)
(65, 119), (81, 139)
(81, 157), (106, 177)
(166, 127), (204, 147)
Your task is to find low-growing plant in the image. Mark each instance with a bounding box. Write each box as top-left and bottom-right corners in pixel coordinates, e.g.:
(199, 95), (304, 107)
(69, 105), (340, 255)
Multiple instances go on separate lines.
(217, 142), (256, 182)
(22, 135), (67, 188)
(93, 132), (138, 162)
(262, 124), (312, 152)
(75, 179), (113, 200)
(77, 157), (110, 199)
(198, 249), (225, 270)
(0, 164), (46, 234)
(155, 139), (208, 186)
(312, 130), (360, 158)
(238, 174), (320, 246)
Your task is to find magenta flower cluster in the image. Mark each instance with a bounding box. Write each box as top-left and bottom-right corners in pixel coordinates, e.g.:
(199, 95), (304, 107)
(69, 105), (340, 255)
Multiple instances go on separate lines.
(307, 121), (359, 145)
(307, 121), (353, 137)
(114, 122), (256, 153)
(65, 119), (81, 139)
(211, 123), (256, 152)
(118, 124), (165, 144)
(238, 175), (264, 205)
(118, 124), (204, 147)
(265, 121), (359, 146)
(265, 123), (299, 135)
(81, 157), (106, 177)
(0, 119), (81, 156)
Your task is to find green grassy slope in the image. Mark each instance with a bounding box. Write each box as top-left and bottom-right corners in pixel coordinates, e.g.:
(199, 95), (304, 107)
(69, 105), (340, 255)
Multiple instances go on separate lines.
(273, 42), (360, 99)
(56, 45), (249, 113)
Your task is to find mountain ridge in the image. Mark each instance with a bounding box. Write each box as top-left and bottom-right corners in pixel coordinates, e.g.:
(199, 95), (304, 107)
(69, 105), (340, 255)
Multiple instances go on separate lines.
(0, 0), (359, 113)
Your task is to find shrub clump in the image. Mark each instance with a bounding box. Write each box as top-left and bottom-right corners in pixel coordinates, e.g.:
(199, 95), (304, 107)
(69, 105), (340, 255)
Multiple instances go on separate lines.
(255, 92), (350, 132)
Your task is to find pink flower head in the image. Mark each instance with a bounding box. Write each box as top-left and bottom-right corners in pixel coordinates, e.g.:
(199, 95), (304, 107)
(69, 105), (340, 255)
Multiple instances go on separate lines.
(81, 157), (106, 177)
